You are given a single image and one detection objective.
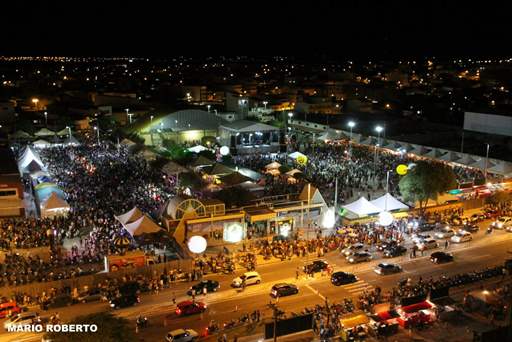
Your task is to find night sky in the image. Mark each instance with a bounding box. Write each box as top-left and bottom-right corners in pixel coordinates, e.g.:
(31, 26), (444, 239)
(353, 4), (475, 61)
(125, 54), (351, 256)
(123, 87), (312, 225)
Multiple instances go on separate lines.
(2, 1), (511, 57)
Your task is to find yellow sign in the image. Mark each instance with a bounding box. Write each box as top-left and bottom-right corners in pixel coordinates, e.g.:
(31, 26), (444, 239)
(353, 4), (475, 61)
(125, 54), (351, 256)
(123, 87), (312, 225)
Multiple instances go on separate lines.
(296, 155), (308, 166)
(396, 164), (408, 175)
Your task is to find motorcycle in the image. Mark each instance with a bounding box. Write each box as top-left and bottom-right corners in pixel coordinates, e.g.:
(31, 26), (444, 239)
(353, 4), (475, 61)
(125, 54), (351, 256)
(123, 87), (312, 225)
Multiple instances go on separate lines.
(136, 316), (148, 328)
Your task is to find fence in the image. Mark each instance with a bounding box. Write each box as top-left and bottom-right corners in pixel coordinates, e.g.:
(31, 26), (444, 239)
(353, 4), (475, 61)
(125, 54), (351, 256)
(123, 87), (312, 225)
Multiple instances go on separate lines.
(0, 258), (193, 298)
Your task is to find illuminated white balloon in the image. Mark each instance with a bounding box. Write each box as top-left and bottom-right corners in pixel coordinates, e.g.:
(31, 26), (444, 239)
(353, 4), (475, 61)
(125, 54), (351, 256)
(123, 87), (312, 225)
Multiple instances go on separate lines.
(378, 211), (394, 226)
(322, 208), (336, 229)
(220, 146), (230, 156)
(187, 235), (207, 254)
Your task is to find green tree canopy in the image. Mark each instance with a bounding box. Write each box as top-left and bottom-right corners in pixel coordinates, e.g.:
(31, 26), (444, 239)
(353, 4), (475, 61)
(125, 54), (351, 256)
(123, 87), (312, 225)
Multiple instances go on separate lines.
(399, 161), (457, 211)
(43, 312), (136, 342)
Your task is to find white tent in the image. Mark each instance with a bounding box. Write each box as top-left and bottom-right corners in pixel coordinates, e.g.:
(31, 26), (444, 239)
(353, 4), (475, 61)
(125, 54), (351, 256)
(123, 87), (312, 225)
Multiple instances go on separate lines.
(288, 151), (307, 160)
(187, 145), (208, 153)
(115, 207), (145, 225)
(41, 192), (70, 218)
(63, 135), (80, 146)
(438, 151), (461, 162)
(409, 144), (429, 156)
(370, 193), (409, 212)
(469, 158), (495, 170)
(488, 161), (512, 176)
(56, 128), (71, 136)
(18, 146), (45, 173)
(285, 168), (302, 176)
(317, 129), (345, 141)
(123, 215), (164, 237)
(424, 148), (445, 159)
(34, 128), (56, 137)
(342, 197), (382, 217)
(33, 139), (52, 148)
(457, 154), (477, 166)
(265, 161), (281, 169)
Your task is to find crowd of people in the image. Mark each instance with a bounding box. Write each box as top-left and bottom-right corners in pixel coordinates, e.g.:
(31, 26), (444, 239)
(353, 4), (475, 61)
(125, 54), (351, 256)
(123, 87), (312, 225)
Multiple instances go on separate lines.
(234, 140), (486, 206)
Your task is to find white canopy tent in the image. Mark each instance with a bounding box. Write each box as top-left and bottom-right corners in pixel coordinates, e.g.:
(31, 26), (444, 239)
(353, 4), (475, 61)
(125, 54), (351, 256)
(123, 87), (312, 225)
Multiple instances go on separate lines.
(123, 215), (165, 237)
(285, 169), (302, 176)
(41, 192), (70, 218)
(187, 145), (208, 153)
(423, 148), (445, 159)
(288, 151), (307, 160)
(33, 139), (52, 148)
(18, 146), (45, 173)
(63, 135), (80, 146)
(265, 161), (281, 170)
(342, 197), (382, 217)
(469, 158), (495, 171)
(115, 207), (145, 225)
(488, 161), (512, 177)
(438, 151), (461, 162)
(370, 193), (409, 212)
(317, 129), (345, 141)
(457, 154), (478, 166)
(34, 128), (56, 137)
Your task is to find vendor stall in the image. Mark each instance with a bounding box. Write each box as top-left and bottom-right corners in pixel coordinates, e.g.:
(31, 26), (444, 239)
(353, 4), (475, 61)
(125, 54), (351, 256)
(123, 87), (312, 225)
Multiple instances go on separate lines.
(339, 313), (370, 341)
(396, 300), (437, 328)
(369, 310), (400, 337)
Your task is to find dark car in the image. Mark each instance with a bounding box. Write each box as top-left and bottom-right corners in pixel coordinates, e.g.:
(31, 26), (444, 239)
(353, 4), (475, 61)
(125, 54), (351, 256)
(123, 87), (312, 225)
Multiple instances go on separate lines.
(331, 272), (358, 286)
(376, 240), (399, 251)
(76, 288), (103, 303)
(470, 214), (486, 223)
(383, 245), (407, 258)
(40, 294), (73, 310)
(303, 260), (329, 274)
(175, 301), (207, 316)
(463, 223), (480, 233)
(109, 294), (139, 309)
(374, 263), (402, 275)
(418, 223), (436, 232)
(270, 283), (299, 298)
(187, 280), (220, 296)
(430, 251), (454, 264)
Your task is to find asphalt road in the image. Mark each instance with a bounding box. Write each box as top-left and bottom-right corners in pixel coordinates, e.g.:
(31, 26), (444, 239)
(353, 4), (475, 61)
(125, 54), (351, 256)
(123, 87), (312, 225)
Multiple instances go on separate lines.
(3, 219), (512, 342)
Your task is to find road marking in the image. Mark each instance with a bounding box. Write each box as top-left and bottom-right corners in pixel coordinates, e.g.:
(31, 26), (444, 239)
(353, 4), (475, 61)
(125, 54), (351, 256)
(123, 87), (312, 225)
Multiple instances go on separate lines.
(304, 284), (326, 300)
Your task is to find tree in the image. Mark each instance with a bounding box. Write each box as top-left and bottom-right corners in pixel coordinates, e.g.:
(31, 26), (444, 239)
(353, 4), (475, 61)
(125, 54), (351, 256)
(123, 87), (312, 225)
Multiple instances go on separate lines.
(399, 161), (457, 211)
(486, 191), (511, 205)
(43, 312), (136, 342)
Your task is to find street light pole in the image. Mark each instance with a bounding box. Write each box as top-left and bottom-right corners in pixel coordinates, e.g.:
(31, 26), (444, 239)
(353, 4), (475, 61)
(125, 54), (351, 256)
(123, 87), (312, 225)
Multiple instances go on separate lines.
(348, 121), (355, 157)
(94, 126), (100, 145)
(484, 143), (490, 182)
(66, 126), (71, 138)
(125, 108), (130, 124)
(374, 126), (383, 172)
(44, 112), (48, 127)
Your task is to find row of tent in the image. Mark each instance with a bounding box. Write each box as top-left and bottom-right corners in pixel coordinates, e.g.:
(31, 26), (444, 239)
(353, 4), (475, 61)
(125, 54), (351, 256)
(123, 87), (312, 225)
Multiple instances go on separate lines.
(318, 129), (512, 177)
(17, 145), (71, 218)
(10, 128), (73, 139)
(115, 207), (165, 237)
(342, 193), (409, 217)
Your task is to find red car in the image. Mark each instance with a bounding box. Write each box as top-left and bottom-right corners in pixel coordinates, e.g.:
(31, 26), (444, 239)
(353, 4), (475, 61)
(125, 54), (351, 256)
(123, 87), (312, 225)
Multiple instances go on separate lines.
(175, 301), (207, 316)
(0, 301), (22, 319)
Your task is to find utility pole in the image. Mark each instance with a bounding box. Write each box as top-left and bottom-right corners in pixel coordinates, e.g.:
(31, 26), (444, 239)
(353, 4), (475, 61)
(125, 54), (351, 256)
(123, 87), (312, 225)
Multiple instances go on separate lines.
(334, 177), (338, 210)
(460, 130), (465, 153)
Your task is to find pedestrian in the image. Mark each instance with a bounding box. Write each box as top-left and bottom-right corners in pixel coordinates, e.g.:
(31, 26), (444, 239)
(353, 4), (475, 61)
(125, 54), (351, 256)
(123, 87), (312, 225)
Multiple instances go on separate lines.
(203, 286), (208, 296)
(444, 240), (449, 250)
(172, 292), (176, 305)
(191, 293), (196, 303)
(296, 269), (299, 280)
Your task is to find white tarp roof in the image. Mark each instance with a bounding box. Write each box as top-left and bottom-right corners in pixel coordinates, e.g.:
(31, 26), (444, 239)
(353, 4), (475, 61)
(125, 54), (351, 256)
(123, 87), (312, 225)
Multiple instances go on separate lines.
(285, 168), (302, 176)
(488, 161), (512, 176)
(187, 145), (208, 153)
(317, 129), (345, 141)
(423, 148), (445, 158)
(288, 151), (306, 160)
(342, 197), (382, 216)
(34, 128), (56, 137)
(370, 193), (409, 211)
(115, 207), (145, 225)
(438, 151), (461, 162)
(18, 145), (45, 171)
(42, 192), (70, 211)
(410, 144), (430, 156)
(457, 154), (477, 166)
(265, 161), (281, 169)
(469, 158), (495, 170)
(123, 215), (164, 237)
(33, 139), (52, 147)
(63, 135), (79, 146)
(56, 128), (71, 136)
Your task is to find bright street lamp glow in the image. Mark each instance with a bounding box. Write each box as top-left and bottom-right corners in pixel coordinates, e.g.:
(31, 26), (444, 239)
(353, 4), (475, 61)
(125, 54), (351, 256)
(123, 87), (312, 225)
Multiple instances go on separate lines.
(288, 112), (293, 118)
(375, 125), (384, 133)
(378, 211), (394, 226)
(348, 121), (356, 128)
(187, 235), (207, 254)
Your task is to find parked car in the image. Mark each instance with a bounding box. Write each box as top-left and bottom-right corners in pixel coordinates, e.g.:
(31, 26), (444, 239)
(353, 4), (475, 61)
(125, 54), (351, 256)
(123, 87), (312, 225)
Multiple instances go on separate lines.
(4, 312), (38, 330)
(435, 228), (455, 239)
(165, 329), (199, 342)
(470, 213), (486, 223)
(331, 272), (358, 286)
(76, 288), (102, 303)
(412, 233), (432, 244)
(492, 216), (512, 229)
(376, 240), (399, 251)
(463, 223), (480, 233)
(416, 239), (438, 251)
(418, 223), (436, 232)
(451, 231), (472, 243)
(231, 272), (261, 288)
(109, 294), (139, 309)
(175, 301), (206, 316)
(303, 260), (330, 274)
(270, 283), (299, 298)
(347, 251), (372, 263)
(341, 243), (365, 257)
(187, 280), (220, 296)
(383, 245), (407, 258)
(430, 251), (454, 264)
(40, 294), (73, 310)
(0, 301), (22, 319)
(374, 263), (402, 275)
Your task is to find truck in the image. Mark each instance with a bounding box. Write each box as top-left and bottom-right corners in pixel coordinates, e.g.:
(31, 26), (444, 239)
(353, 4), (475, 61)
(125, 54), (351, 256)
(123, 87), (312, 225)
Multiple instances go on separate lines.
(104, 251), (156, 272)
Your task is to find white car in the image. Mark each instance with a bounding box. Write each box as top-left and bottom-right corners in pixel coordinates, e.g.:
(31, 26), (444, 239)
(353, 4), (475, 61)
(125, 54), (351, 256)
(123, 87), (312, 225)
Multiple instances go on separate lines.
(435, 228), (455, 239)
(451, 231), (472, 243)
(492, 216), (512, 229)
(4, 312), (38, 330)
(341, 243), (365, 257)
(231, 271), (261, 288)
(165, 329), (199, 342)
(416, 239), (438, 251)
(412, 234), (432, 244)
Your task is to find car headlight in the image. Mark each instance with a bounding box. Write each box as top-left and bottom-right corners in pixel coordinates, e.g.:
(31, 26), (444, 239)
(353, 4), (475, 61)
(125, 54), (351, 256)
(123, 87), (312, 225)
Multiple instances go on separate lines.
(349, 258), (354, 262)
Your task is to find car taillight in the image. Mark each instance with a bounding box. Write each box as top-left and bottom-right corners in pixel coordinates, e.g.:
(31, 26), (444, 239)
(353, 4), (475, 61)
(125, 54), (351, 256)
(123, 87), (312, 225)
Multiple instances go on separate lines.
(176, 309), (181, 315)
